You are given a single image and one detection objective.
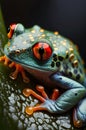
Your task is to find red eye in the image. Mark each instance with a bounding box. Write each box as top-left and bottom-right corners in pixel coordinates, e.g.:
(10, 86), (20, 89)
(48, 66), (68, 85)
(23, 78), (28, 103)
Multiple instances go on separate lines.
(7, 23), (17, 38)
(32, 42), (52, 61)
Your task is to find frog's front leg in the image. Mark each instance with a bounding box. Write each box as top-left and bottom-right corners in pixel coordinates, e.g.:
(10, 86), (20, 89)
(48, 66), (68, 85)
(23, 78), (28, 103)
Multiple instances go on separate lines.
(23, 74), (86, 115)
(9, 63), (30, 83)
(0, 55), (29, 83)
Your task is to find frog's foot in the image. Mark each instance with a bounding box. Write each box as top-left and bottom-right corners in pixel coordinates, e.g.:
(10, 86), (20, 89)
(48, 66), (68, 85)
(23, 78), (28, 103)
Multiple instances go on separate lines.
(0, 55), (10, 65)
(73, 109), (83, 128)
(9, 63), (30, 83)
(23, 85), (59, 115)
(73, 98), (86, 128)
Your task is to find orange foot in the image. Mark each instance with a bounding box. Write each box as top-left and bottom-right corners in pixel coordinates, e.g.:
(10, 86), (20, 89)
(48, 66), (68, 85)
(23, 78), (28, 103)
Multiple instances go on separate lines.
(73, 109), (83, 128)
(0, 55), (29, 83)
(23, 85), (59, 115)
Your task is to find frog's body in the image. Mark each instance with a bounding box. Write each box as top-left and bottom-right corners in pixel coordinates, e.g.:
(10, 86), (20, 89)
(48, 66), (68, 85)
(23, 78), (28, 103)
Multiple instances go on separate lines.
(1, 23), (86, 128)
(5, 24), (85, 85)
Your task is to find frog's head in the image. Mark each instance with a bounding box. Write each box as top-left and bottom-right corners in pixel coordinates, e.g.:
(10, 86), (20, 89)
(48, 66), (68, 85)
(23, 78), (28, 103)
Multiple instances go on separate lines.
(5, 24), (56, 72)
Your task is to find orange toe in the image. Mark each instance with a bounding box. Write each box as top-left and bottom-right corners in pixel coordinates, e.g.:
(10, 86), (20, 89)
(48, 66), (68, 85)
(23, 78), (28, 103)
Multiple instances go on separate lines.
(73, 109), (83, 128)
(36, 85), (49, 99)
(9, 63), (30, 83)
(0, 55), (10, 65)
(51, 89), (59, 100)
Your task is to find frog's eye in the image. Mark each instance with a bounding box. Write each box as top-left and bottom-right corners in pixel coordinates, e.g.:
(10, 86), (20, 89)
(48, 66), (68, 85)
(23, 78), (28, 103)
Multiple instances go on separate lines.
(7, 23), (24, 39)
(32, 42), (52, 61)
(14, 23), (25, 35)
(7, 23), (17, 39)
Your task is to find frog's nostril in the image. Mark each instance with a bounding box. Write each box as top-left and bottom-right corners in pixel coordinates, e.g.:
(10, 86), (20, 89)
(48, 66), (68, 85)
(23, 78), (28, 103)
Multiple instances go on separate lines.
(59, 77), (62, 80)
(75, 93), (78, 96)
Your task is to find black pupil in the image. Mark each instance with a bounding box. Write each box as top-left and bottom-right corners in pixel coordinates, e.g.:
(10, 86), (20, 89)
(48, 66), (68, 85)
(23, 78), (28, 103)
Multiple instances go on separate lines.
(38, 47), (44, 60)
(39, 47), (44, 55)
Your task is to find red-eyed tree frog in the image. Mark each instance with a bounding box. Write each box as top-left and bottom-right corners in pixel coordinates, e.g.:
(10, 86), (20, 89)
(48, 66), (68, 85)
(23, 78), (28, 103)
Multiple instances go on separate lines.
(0, 23), (86, 128)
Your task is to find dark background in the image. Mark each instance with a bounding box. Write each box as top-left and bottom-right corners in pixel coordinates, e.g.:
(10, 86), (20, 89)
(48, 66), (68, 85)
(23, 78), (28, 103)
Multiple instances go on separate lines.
(1, 0), (86, 66)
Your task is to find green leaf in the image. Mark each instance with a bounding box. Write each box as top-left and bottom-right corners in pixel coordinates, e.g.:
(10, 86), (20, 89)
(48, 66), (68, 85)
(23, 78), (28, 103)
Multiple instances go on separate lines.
(0, 6), (7, 50)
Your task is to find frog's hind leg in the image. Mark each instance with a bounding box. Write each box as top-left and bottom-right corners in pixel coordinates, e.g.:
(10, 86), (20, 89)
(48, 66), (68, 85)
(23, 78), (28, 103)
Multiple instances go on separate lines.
(73, 98), (86, 128)
(23, 85), (59, 115)
(23, 74), (86, 116)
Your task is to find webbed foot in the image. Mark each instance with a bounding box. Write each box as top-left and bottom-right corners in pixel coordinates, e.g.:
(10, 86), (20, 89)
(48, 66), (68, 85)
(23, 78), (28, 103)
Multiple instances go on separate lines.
(0, 55), (29, 83)
(23, 85), (59, 115)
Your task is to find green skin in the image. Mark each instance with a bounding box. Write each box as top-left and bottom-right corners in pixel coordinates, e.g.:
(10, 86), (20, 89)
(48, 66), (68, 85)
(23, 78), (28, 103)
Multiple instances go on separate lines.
(4, 23), (86, 127)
